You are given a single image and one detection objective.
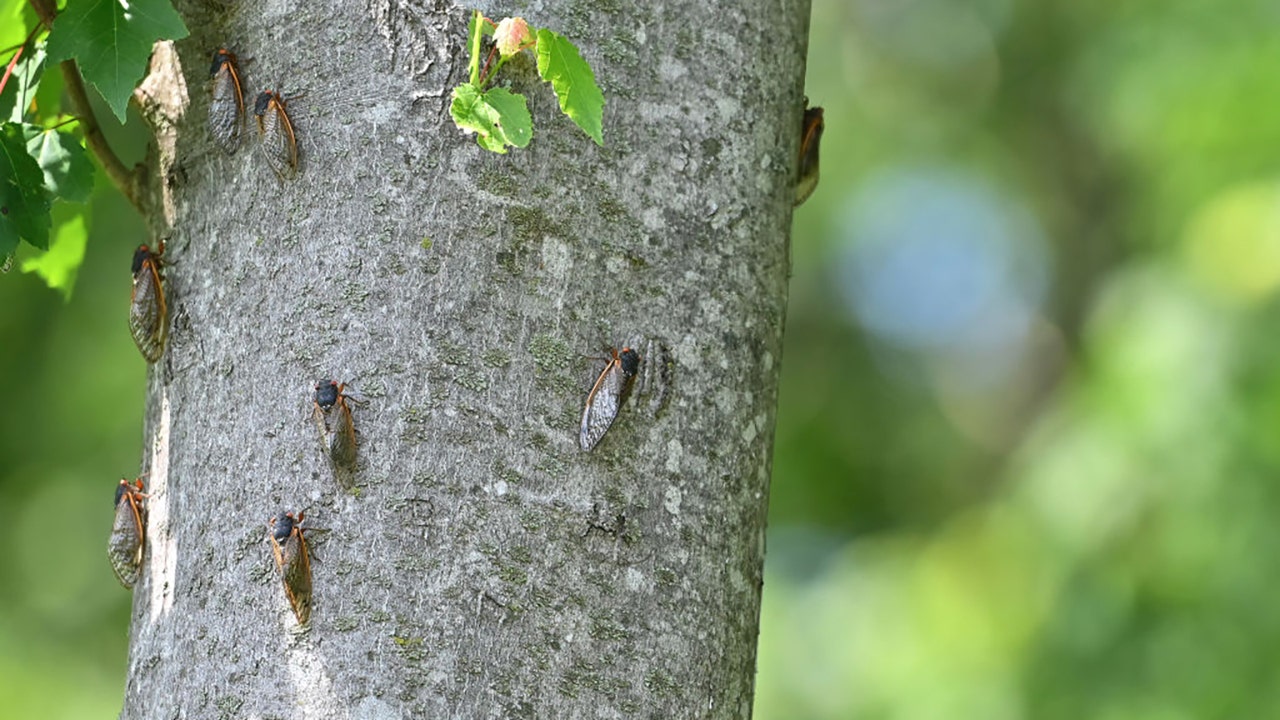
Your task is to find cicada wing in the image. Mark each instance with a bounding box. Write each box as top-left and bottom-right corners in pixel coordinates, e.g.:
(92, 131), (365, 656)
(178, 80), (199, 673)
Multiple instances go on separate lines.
(312, 402), (332, 456)
(329, 401), (357, 468)
(209, 62), (245, 154)
(330, 399), (360, 474)
(328, 401), (358, 491)
(580, 362), (626, 451)
(107, 493), (145, 588)
(273, 529), (312, 624)
(129, 261), (168, 363)
(259, 102), (299, 180)
(794, 106), (824, 206)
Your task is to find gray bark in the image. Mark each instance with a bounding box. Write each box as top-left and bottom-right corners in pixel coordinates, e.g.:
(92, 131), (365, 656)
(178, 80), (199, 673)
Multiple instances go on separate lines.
(123, 0), (808, 717)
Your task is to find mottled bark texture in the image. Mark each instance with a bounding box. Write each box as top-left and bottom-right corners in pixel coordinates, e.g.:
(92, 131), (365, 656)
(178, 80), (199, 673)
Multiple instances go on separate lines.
(122, 0), (809, 717)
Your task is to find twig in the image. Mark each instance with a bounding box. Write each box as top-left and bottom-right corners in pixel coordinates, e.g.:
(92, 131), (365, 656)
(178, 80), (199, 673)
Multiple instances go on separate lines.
(478, 44), (499, 87)
(0, 45), (21, 96)
(27, 0), (144, 213)
(60, 61), (143, 209)
(0, 25), (45, 98)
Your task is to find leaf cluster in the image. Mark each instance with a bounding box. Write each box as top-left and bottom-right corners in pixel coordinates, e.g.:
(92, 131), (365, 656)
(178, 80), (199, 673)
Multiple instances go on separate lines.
(0, 0), (187, 298)
(449, 11), (604, 154)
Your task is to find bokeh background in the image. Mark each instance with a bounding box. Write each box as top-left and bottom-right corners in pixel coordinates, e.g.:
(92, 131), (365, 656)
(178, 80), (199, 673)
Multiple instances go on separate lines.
(5, 0), (1280, 715)
(759, 0), (1280, 717)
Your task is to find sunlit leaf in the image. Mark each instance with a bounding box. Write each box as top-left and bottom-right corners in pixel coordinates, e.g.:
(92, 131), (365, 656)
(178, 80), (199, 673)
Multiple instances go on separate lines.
(21, 205), (88, 300)
(450, 82), (532, 154)
(481, 87), (532, 148)
(22, 124), (92, 203)
(0, 121), (51, 253)
(535, 29), (603, 145)
(0, 2), (38, 54)
(45, 0), (189, 123)
(0, 44), (45, 124)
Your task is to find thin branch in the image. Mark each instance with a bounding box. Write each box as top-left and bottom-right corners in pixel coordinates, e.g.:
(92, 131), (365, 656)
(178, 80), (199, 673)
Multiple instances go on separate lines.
(478, 44), (499, 87)
(27, 0), (145, 213)
(60, 60), (144, 210)
(0, 45), (21, 96)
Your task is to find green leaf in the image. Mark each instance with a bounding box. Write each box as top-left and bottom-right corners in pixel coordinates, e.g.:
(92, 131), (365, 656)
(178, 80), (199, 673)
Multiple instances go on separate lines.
(535, 29), (604, 145)
(21, 205), (88, 300)
(0, 44), (45, 124)
(23, 124), (93, 203)
(45, 0), (189, 123)
(0, 2), (38, 54)
(450, 82), (532, 154)
(0, 121), (51, 254)
(482, 87), (532, 148)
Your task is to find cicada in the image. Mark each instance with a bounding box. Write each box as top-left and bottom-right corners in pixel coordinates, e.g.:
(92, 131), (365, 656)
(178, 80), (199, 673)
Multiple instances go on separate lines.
(254, 90), (299, 180)
(108, 478), (148, 589)
(208, 48), (246, 154)
(129, 241), (168, 363)
(313, 379), (359, 489)
(579, 347), (641, 451)
(794, 102), (824, 206)
(269, 510), (312, 625)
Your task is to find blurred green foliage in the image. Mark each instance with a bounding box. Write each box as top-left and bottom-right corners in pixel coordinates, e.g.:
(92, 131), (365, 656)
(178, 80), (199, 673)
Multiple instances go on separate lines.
(0, 66), (147, 712)
(758, 0), (1280, 717)
(4, 0), (1278, 716)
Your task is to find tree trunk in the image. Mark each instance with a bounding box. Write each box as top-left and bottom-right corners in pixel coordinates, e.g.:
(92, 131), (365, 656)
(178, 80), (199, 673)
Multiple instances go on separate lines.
(122, 0), (808, 717)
